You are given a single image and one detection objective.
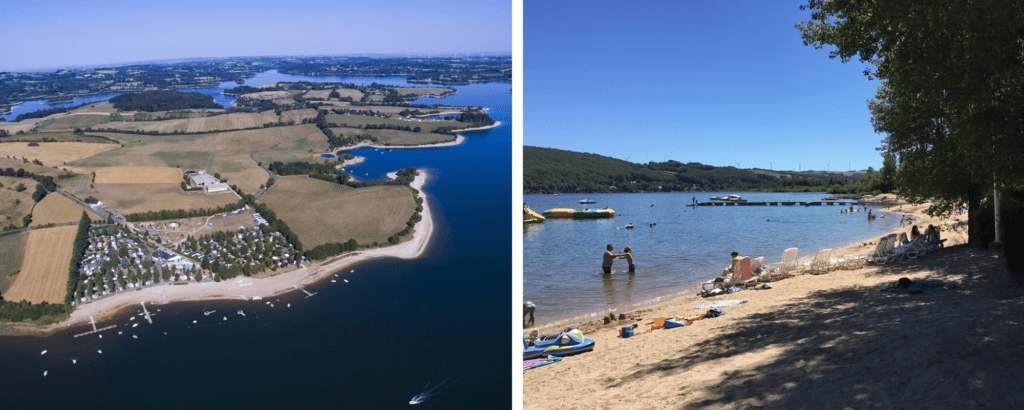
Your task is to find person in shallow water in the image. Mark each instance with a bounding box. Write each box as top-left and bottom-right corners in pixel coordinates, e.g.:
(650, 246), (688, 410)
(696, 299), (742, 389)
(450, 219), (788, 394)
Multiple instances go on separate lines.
(603, 244), (617, 274)
(523, 301), (536, 327)
(618, 246), (635, 273)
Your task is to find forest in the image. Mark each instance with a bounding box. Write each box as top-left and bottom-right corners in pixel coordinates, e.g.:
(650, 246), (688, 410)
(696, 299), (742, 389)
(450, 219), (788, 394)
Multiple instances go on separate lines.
(109, 91), (222, 112)
(523, 146), (892, 195)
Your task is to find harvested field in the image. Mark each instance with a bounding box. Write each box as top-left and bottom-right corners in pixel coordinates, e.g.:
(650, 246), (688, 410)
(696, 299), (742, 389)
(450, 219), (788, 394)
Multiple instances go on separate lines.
(0, 231), (28, 294)
(304, 90), (332, 100)
(280, 109), (317, 124)
(3, 225), (77, 304)
(30, 193), (88, 226)
(36, 113), (111, 131)
(251, 133), (329, 165)
(332, 88), (364, 100)
(241, 90), (289, 100)
(0, 116), (50, 134)
(258, 176), (417, 248)
(0, 185), (34, 228)
(0, 142), (119, 166)
(90, 183), (238, 215)
(70, 125), (322, 193)
(101, 111), (279, 133)
(94, 166), (183, 184)
(0, 157), (69, 178)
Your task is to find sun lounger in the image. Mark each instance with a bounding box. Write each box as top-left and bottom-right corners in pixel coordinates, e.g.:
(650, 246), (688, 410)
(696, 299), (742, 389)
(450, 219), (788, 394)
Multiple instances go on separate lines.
(808, 249), (833, 274)
(905, 235), (928, 259)
(701, 257), (756, 292)
(869, 236), (892, 264)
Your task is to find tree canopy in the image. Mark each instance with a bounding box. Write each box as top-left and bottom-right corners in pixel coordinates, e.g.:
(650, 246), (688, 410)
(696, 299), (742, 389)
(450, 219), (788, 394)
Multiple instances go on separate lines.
(798, 0), (1024, 247)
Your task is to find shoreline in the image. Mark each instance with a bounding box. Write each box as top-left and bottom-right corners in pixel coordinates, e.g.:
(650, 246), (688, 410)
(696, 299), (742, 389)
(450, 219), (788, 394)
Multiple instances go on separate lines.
(2, 171), (434, 337)
(524, 201), (992, 408)
(526, 200), (964, 332)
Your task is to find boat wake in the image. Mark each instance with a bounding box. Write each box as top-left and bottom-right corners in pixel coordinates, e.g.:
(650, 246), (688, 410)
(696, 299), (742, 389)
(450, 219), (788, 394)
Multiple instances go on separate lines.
(408, 354), (504, 405)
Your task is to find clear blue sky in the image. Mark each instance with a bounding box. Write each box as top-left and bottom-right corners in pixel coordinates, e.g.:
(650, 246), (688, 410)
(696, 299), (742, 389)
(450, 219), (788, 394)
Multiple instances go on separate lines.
(0, 0), (510, 72)
(525, 0), (884, 172)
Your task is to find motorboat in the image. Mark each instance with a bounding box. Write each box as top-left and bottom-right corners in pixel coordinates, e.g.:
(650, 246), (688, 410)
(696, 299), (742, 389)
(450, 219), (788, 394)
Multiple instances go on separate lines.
(578, 199), (597, 204)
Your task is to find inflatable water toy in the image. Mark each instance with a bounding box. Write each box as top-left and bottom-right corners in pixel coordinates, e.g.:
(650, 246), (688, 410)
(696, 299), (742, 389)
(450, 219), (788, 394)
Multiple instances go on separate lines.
(523, 328), (596, 360)
(542, 208), (615, 219)
(524, 205), (546, 222)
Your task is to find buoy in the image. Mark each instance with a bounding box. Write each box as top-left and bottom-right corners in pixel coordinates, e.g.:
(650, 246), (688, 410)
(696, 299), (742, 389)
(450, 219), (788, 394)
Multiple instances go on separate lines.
(193, 320), (197, 324)
(223, 317), (227, 321)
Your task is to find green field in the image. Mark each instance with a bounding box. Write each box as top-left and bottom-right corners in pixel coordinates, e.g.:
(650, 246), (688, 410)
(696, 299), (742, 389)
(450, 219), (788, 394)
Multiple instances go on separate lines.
(326, 113), (469, 134)
(331, 126), (455, 146)
(36, 114), (111, 131)
(258, 175), (416, 248)
(252, 133), (330, 165)
(0, 132), (120, 144)
(0, 231), (28, 294)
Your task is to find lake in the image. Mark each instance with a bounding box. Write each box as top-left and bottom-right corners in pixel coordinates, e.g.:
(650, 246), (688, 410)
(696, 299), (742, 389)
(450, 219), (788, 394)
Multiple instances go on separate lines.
(523, 192), (904, 328)
(0, 70), (452, 121)
(0, 76), (511, 409)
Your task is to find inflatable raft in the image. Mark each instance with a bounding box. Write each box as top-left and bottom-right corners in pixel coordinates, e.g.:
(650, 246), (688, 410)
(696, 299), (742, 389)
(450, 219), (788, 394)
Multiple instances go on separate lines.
(542, 208), (615, 219)
(523, 205), (546, 222)
(524, 328), (596, 360)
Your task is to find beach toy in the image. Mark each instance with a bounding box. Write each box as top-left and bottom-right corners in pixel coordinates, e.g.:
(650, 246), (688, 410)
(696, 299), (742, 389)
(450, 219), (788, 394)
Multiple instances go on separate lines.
(524, 328), (595, 360)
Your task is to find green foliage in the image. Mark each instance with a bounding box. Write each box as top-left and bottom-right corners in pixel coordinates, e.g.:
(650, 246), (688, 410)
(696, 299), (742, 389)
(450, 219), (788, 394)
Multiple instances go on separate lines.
(109, 91), (222, 112)
(63, 212), (91, 305)
(124, 202), (245, 222)
(798, 0), (1024, 247)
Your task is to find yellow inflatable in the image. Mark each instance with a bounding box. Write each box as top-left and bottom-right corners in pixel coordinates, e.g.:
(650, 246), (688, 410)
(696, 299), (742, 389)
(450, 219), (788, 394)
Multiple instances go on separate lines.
(524, 205), (546, 222)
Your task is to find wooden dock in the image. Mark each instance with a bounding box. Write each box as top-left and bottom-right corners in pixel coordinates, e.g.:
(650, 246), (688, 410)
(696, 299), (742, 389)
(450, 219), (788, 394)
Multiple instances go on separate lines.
(293, 285), (317, 298)
(74, 317), (117, 338)
(141, 302), (153, 324)
(695, 201), (859, 207)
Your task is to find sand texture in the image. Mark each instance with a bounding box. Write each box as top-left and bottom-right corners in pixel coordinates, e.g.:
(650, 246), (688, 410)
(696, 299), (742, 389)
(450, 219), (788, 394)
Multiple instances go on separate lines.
(524, 203), (1024, 409)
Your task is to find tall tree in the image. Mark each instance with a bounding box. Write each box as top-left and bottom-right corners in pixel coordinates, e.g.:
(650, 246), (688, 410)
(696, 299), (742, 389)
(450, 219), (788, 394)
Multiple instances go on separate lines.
(798, 0), (1024, 246)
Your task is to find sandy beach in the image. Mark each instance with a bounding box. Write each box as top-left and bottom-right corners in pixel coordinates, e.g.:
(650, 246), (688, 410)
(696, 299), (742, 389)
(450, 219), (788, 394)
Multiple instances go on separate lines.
(5, 171), (434, 335)
(524, 202), (1024, 408)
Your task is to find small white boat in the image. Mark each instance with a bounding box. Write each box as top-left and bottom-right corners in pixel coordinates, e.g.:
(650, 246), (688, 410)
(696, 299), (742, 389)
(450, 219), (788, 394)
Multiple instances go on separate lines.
(344, 279), (349, 283)
(578, 199), (597, 204)
(331, 280), (336, 283)
(41, 350), (47, 355)
(287, 304), (291, 308)
(130, 316), (136, 321)
(44, 371), (48, 377)
(132, 323), (138, 328)
(118, 331), (122, 335)
(350, 270), (354, 273)
(132, 335), (137, 339)
(98, 334), (102, 339)
(97, 350), (102, 354)
(72, 359), (76, 364)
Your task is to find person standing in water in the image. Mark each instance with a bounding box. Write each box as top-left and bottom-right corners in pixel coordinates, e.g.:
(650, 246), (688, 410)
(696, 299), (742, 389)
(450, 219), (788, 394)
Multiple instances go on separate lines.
(602, 244), (616, 274)
(619, 247), (635, 273)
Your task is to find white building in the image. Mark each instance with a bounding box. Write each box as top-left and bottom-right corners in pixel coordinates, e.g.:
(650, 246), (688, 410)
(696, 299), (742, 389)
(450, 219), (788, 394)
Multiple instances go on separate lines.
(207, 182), (229, 193)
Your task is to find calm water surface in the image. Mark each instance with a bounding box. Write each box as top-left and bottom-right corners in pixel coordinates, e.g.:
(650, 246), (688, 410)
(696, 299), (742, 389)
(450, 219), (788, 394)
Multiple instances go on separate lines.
(524, 192), (905, 328)
(0, 77), (511, 409)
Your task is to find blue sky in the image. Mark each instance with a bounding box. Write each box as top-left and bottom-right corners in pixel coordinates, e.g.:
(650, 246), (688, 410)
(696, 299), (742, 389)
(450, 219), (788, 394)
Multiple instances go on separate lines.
(0, 0), (510, 72)
(525, 1), (884, 172)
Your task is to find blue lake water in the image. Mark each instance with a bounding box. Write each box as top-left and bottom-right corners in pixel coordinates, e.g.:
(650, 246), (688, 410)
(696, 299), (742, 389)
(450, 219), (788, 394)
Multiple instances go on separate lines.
(523, 192), (905, 328)
(0, 77), (511, 409)
(1, 70), (453, 121)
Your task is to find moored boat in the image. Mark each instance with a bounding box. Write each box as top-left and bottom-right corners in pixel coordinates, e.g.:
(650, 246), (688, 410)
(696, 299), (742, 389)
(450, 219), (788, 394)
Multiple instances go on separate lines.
(578, 199), (597, 204)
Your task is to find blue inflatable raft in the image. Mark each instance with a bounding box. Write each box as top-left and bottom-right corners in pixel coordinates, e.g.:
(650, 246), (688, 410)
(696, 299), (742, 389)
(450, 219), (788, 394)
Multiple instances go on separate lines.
(523, 328), (596, 360)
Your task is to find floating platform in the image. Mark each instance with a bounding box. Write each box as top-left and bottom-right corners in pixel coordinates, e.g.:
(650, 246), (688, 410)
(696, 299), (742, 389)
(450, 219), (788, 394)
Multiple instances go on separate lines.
(695, 201), (859, 207)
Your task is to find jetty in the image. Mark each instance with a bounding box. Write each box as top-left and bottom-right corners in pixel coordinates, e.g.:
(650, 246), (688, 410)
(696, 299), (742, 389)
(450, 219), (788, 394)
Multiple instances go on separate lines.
(140, 302), (153, 324)
(694, 200), (859, 207)
(74, 316), (117, 338)
(293, 285), (317, 298)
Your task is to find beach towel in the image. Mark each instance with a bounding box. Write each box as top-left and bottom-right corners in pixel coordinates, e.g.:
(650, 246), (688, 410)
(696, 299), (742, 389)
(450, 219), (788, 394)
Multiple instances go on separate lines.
(523, 356), (562, 371)
(693, 300), (747, 309)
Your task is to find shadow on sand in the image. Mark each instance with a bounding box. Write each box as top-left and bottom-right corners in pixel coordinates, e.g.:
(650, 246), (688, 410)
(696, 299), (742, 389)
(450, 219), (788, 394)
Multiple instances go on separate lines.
(607, 246), (1024, 409)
